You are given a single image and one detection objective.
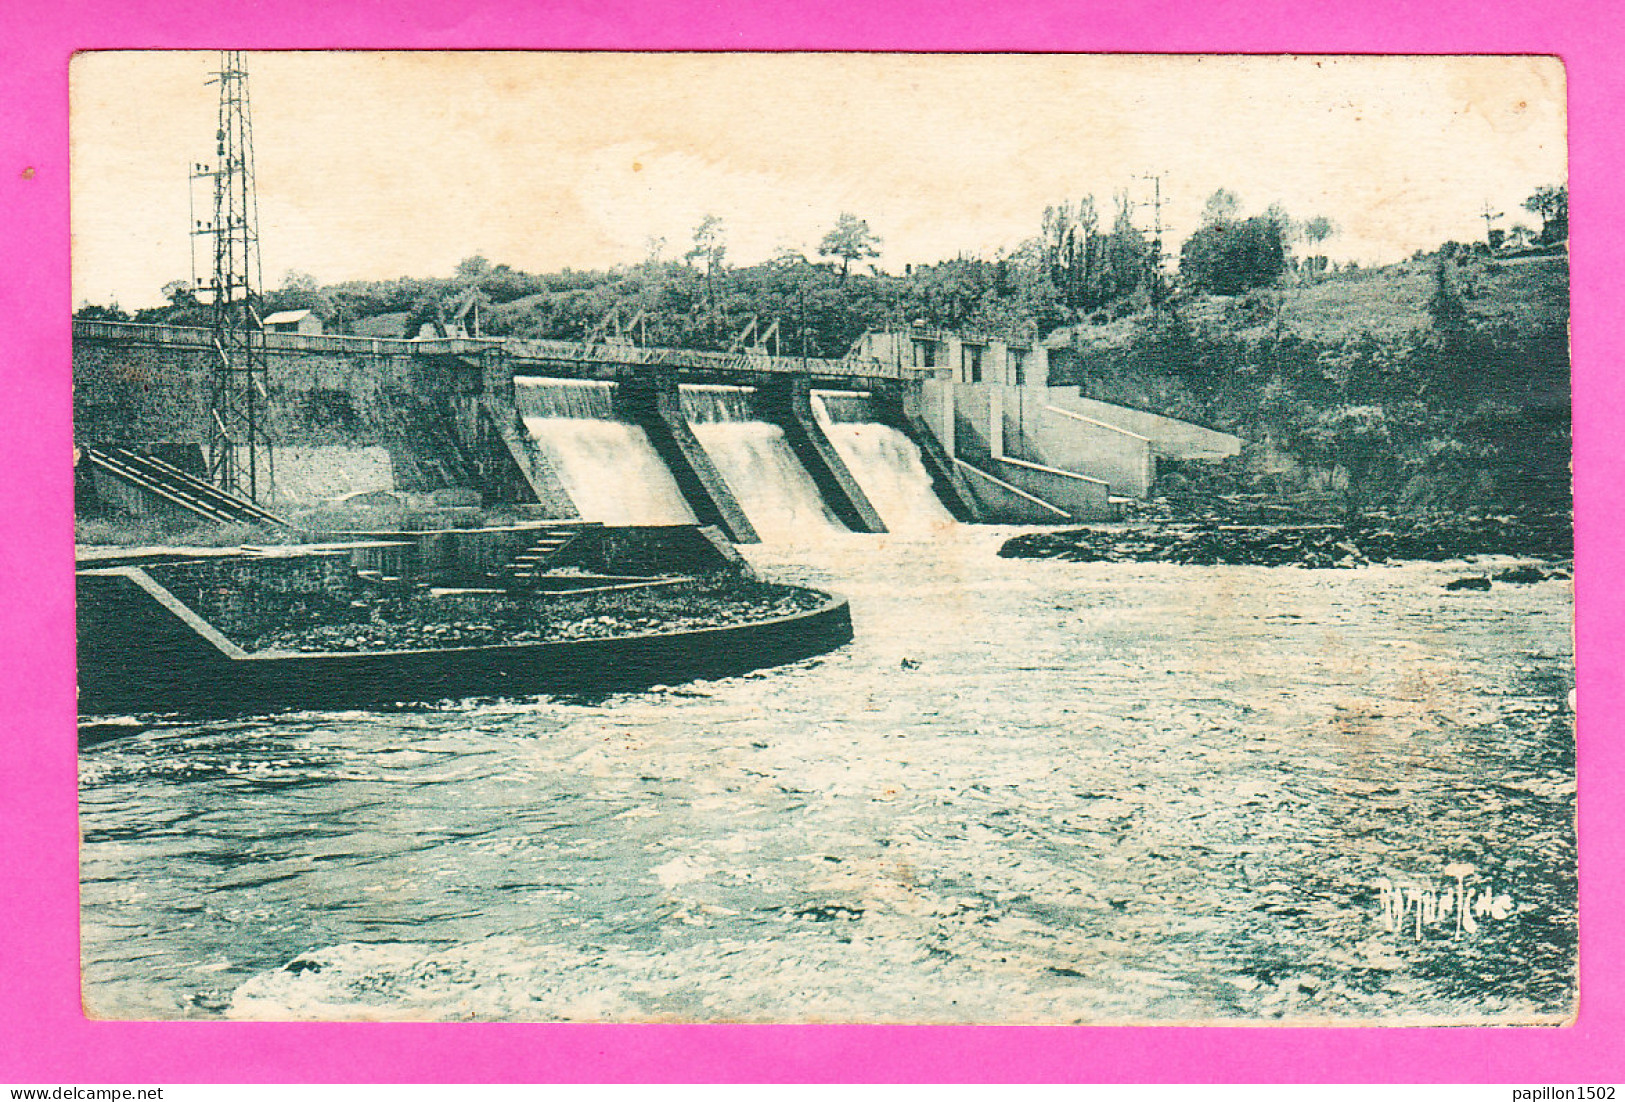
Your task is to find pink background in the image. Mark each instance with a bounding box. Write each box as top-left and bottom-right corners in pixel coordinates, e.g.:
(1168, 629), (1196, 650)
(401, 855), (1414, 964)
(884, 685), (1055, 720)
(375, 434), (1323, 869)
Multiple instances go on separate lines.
(2, 0), (1619, 1083)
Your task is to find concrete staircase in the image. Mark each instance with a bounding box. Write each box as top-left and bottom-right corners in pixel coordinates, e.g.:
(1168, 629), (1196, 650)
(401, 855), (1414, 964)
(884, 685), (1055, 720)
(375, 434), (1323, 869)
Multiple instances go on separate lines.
(500, 524), (592, 583)
(82, 446), (288, 527)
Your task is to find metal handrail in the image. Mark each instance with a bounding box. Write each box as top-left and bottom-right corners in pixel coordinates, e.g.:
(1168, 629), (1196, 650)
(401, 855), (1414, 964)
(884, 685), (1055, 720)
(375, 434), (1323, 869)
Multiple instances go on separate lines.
(74, 319), (923, 378)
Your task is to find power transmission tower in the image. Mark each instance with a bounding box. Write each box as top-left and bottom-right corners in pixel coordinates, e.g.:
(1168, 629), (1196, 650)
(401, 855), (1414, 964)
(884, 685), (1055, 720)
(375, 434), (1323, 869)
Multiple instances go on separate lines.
(190, 51), (272, 503)
(1139, 173), (1168, 318)
(1479, 200), (1503, 247)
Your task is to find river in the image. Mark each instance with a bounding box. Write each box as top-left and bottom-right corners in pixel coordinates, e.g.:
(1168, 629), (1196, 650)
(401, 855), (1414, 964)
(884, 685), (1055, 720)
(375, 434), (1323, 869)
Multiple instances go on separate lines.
(78, 526), (1576, 1024)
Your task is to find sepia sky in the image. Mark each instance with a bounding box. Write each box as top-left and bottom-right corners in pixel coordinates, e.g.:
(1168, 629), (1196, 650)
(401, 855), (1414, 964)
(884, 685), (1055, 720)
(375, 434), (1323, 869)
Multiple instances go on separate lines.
(70, 52), (1566, 309)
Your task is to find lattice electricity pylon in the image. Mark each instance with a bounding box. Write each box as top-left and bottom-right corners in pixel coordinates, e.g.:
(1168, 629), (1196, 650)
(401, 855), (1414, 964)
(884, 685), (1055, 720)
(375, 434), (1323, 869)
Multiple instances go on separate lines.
(189, 50), (272, 503)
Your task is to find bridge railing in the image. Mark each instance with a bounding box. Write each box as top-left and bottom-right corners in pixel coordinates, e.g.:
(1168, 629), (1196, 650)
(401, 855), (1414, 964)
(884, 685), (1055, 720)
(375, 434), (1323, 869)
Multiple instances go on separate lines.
(73, 319), (921, 378)
(72, 319), (435, 356)
(505, 337), (913, 379)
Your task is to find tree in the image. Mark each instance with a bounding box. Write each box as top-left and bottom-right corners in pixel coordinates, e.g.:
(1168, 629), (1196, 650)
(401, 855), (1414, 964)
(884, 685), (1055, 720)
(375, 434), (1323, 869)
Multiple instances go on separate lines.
(160, 279), (198, 308)
(1103, 191), (1150, 303)
(1039, 193), (1156, 314)
(769, 244), (809, 269)
(265, 269), (326, 318)
(685, 215), (727, 271)
(818, 212), (882, 283)
(1299, 216), (1337, 283)
(1041, 197), (1099, 310)
(1299, 404), (1398, 521)
(1181, 191), (1290, 295)
(74, 301), (129, 322)
(1301, 216), (1336, 247)
(455, 255), (493, 283)
(1264, 202), (1294, 241)
(1179, 212), (1288, 295)
(685, 214), (728, 312)
(1521, 185), (1568, 245)
(1426, 253), (1469, 332)
(1201, 188), (1242, 226)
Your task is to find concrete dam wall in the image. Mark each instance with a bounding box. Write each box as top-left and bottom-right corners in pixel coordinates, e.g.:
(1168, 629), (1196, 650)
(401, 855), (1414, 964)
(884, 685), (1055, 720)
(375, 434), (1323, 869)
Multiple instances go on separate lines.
(73, 324), (545, 517)
(73, 321), (1243, 536)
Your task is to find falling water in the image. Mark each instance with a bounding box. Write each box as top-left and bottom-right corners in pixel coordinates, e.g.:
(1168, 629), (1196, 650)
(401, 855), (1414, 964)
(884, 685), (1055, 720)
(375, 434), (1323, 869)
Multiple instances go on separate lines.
(678, 383), (755, 425)
(812, 389), (956, 533)
(680, 384), (843, 540)
(514, 376), (617, 420)
(516, 378), (695, 525)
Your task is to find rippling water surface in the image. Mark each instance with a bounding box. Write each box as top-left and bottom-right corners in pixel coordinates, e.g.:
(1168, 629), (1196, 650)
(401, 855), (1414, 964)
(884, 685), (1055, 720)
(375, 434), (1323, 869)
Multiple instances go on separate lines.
(79, 528), (1576, 1023)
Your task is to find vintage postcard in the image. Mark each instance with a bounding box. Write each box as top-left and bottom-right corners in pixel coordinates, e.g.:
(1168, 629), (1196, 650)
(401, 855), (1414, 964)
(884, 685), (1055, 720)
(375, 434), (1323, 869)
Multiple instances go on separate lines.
(70, 52), (1573, 1024)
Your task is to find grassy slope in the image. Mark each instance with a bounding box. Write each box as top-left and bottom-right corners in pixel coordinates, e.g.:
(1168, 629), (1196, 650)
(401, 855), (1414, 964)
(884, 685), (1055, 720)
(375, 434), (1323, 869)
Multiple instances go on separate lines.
(1056, 253), (1570, 519)
(1279, 254), (1567, 339)
(1067, 253), (1568, 352)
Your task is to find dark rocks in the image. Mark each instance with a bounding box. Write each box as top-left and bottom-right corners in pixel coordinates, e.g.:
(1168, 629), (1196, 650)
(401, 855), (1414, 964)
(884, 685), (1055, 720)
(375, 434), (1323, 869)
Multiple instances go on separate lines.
(1494, 564), (1550, 584)
(794, 903), (864, 922)
(999, 511), (1572, 570)
(999, 523), (1354, 568)
(1444, 576), (1492, 591)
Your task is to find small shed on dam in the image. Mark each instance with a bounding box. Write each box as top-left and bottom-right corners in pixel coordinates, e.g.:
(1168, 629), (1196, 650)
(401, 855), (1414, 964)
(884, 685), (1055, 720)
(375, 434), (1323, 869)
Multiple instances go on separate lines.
(263, 309), (324, 336)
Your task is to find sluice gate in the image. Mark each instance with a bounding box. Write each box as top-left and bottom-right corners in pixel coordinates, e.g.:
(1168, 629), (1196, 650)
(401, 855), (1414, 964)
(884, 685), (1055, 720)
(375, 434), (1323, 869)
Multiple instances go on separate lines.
(680, 384), (844, 541)
(515, 378), (697, 528)
(812, 390), (958, 532)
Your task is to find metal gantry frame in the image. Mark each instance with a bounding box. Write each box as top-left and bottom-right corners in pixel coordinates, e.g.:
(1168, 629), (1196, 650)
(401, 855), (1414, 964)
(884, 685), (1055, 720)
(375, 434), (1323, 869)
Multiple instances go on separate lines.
(190, 50), (272, 503)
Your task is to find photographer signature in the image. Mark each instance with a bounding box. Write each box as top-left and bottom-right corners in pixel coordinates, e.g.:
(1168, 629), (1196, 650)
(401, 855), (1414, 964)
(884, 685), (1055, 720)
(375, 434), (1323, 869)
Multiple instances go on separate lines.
(1374, 863), (1513, 940)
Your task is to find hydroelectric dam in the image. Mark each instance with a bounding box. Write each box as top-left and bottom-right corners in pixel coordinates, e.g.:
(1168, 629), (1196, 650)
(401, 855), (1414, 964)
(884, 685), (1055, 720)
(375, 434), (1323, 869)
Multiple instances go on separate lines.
(73, 320), (1580, 1025)
(72, 320), (1241, 539)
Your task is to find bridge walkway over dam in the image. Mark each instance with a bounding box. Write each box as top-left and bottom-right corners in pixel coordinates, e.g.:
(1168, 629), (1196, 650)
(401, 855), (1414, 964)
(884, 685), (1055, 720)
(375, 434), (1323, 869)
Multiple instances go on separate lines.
(71, 320), (913, 383)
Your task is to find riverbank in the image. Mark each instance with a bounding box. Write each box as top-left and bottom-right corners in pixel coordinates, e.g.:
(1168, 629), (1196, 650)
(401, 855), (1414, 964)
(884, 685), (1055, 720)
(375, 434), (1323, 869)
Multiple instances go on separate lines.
(1052, 255), (1569, 524)
(998, 511), (1573, 570)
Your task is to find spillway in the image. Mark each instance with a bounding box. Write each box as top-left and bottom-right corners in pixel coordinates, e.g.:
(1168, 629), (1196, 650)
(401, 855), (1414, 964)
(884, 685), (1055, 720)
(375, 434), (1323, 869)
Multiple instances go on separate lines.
(516, 378), (696, 525)
(812, 390), (955, 533)
(680, 385), (842, 541)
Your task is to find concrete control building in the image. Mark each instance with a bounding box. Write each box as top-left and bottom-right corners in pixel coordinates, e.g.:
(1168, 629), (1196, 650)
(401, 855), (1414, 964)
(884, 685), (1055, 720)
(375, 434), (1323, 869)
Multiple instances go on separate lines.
(854, 328), (1241, 523)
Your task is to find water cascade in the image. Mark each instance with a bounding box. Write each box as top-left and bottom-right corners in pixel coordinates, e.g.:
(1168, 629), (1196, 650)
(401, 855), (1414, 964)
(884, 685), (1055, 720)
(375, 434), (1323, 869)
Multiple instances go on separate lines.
(812, 390), (955, 532)
(680, 384), (843, 540)
(516, 378), (696, 525)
